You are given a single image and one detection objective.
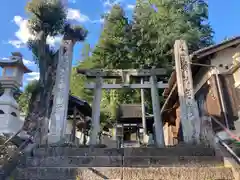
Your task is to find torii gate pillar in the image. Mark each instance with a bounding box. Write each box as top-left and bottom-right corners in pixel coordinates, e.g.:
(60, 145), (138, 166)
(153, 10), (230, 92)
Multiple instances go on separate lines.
(78, 69), (168, 147)
(89, 76), (103, 145)
(150, 75), (165, 146)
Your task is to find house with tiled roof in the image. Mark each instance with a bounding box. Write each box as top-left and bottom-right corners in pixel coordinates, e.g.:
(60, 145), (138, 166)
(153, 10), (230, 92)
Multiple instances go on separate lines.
(162, 37), (240, 145)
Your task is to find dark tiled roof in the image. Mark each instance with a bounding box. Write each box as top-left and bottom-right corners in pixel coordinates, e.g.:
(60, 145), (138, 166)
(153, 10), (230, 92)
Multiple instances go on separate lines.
(117, 104), (142, 118)
(68, 95), (92, 117)
(161, 36), (240, 112)
(13, 91), (92, 118)
(192, 36), (240, 59)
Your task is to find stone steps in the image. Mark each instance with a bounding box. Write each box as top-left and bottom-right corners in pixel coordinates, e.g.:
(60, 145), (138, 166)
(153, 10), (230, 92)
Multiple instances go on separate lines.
(33, 146), (215, 157)
(12, 146), (236, 179)
(15, 167), (234, 180)
(20, 156), (223, 167)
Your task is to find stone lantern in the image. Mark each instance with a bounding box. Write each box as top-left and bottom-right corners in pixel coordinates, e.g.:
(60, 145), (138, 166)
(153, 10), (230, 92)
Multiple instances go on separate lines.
(0, 52), (32, 134)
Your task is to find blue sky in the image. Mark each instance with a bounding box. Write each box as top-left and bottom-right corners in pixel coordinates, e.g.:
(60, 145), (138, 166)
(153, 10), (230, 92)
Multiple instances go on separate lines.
(0, 0), (239, 88)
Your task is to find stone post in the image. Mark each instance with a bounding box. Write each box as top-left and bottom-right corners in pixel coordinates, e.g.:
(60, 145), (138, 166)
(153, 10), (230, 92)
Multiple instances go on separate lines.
(150, 75), (165, 147)
(89, 76), (103, 145)
(174, 40), (201, 144)
(48, 40), (73, 143)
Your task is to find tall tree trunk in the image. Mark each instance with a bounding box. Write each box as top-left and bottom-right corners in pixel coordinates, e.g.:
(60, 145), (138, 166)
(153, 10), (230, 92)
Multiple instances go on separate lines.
(22, 31), (58, 144)
(22, 58), (58, 144)
(23, 36), (76, 144)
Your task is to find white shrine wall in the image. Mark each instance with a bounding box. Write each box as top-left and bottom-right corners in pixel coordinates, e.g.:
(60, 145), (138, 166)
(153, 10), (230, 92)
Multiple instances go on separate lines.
(193, 46), (240, 94)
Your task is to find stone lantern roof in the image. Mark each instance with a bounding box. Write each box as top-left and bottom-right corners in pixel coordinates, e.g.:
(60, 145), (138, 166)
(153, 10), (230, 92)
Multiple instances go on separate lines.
(0, 52), (32, 73)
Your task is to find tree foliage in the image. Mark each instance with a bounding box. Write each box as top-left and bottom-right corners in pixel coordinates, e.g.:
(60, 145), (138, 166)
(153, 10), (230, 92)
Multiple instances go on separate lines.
(70, 43), (95, 103)
(92, 5), (130, 69)
(18, 80), (39, 114)
(20, 0), (214, 135)
(26, 0), (66, 36)
(70, 0), (214, 127)
(23, 0), (87, 143)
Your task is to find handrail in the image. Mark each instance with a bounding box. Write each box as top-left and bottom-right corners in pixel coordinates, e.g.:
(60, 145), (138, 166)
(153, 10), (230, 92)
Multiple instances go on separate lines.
(210, 115), (240, 142)
(1, 129), (22, 148)
(209, 115), (240, 165)
(0, 129), (37, 179)
(215, 134), (240, 165)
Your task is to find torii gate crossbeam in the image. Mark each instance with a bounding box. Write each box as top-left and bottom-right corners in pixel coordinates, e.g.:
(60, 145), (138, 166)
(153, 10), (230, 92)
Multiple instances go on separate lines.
(78, 68), (168, 147)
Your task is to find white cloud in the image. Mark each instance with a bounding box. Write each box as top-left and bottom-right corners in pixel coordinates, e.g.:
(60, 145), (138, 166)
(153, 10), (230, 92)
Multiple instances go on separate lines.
(8, 40), (23, 48)
(47, 36), (62, 47)
(67, 8), (104, 24)
(67, 8), (90, 23)
(103, 0), (124, 7)
(126, 4), (135, 10)
(92, 18), (105, 24)
(9, 16), (63, 48)
(10, 8), (102, 48)
(23, 59), (35, 66)
(8, 16), (34, 48)
(26, 72), (39, 81)
(13, 16), (34, 44)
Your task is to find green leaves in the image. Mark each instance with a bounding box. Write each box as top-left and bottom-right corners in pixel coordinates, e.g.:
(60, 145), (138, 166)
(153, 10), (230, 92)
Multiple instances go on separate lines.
(91, 4), (130, 69)
(26, 0), (66, 36)
(63, 24), (88, 41)
(18, 80), (39, 114)
(69, 0), (214, 130)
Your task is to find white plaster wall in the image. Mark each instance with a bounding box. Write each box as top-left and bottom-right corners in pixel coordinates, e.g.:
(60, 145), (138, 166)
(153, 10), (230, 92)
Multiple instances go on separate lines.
(210, 46), (240, 73)
(210, 47), (240, 139)
(194, 46), (240, 94)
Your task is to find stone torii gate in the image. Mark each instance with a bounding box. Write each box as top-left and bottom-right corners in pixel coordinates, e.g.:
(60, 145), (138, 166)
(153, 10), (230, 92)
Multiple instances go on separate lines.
(78, 69), (168, 147)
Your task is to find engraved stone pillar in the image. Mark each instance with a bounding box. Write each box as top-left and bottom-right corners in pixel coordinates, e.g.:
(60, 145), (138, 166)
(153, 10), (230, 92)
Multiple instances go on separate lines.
(174, 40), (201, 144)
(48, 40), (73, 143)
(89, 76), (103, 145)
(150, 75), (165, 147)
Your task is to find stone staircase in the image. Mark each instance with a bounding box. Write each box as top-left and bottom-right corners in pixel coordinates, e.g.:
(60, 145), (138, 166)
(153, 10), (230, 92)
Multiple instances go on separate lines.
(11, 144), (235, 179)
